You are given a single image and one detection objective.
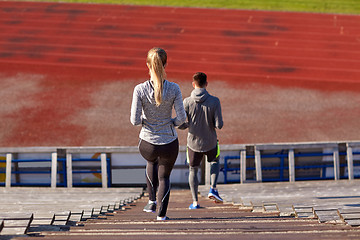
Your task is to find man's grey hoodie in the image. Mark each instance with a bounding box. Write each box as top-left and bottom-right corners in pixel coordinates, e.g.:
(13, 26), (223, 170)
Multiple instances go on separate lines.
(180, 87), (223, 152)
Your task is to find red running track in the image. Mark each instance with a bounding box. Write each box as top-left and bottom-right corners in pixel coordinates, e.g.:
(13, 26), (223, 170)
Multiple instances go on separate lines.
(0, 1), (360, 146)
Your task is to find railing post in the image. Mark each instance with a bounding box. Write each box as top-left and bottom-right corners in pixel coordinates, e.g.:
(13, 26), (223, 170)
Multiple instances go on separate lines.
(333, 148), (340, 180)
(346, 145), (354, 180)
(100, 153), (108, 188)
(254, 148), (262, 182)
(205, 155), (211, 186)
(288, 149), (295, 182)
(5, 153), (12, 188)
(240, 150), (246, 184)
(51, 152), (57, 188)
(66, 153), (73, 188)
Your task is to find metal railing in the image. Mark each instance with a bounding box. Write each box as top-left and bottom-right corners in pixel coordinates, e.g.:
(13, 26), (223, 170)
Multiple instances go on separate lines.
(0, 147), (126, 188)
(1, 141), (360, 188)
(221, 141), (360, 184)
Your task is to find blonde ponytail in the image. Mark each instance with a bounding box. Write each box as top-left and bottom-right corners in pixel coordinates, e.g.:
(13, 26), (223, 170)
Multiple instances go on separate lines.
(147, 47), (167, 106)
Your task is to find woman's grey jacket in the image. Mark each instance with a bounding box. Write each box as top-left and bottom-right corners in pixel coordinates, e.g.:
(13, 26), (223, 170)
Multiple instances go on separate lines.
(130, 80), (186, 145)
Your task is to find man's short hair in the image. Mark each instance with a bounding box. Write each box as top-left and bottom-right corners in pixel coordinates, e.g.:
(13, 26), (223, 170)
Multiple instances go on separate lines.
(193, 72), (207, 87)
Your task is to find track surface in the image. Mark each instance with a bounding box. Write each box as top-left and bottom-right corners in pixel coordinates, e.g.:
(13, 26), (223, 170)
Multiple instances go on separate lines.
(1, 1), (360, 146)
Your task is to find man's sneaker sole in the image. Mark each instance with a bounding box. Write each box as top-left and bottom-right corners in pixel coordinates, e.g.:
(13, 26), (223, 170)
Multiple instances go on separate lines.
(189, 204), (200, 209)
(208, 194), (223, 203)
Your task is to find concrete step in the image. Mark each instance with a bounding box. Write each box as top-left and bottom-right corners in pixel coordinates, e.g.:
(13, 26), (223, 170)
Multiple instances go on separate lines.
(338, 209), (360, 226)
(293, 206), (315, 218)
(0, 188), (143, 236)
(313, 208), (342, 223)
(0, 213), (33, 235)
(199, 180), (360, 226)
(0, 219), (4, 233)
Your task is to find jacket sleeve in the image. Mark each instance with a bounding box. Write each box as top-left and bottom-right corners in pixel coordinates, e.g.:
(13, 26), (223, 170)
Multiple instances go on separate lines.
(130, 85), (142, 126)
(172, 84), (186, 127)
(214, 98), (223, 129)
(177, 98), (189, 129)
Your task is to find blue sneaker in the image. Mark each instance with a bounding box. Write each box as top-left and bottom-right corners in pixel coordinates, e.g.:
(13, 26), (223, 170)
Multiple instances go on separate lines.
(189, 203), (200, 209)
(208, 188), (223, 203)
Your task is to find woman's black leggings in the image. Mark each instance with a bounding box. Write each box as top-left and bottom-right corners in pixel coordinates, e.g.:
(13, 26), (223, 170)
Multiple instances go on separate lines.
(139, 138), (179, 217)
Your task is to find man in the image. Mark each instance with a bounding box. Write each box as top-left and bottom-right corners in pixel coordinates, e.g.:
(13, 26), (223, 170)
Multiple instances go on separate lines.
(179, 72), (224, 209)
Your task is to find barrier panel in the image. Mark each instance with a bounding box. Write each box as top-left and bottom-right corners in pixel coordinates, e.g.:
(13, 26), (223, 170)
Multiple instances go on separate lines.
(1, 141), (359, 187)
(222, 141), (360, 183)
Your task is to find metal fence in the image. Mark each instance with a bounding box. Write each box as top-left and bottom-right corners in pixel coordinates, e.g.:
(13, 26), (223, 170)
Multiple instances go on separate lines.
(1, 141), (360, 188)
(221, 141), (360, 184)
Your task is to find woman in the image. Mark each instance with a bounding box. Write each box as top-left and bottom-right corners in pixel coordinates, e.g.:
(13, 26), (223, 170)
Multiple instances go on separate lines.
(130, 47), (186, 220)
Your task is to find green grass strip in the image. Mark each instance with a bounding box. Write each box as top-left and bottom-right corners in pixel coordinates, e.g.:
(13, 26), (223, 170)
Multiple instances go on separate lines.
(14, 0), (360, 14)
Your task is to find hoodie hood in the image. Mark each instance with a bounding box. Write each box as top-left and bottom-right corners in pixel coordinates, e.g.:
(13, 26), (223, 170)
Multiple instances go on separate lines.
(190, 88), (209, 103)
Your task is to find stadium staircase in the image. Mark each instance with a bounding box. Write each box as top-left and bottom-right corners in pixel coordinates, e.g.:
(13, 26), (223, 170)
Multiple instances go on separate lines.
(0, 187), (143, 236)
(199, 180), (360, 227)
(5, 188), (360, 240)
